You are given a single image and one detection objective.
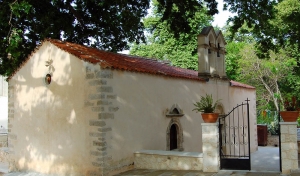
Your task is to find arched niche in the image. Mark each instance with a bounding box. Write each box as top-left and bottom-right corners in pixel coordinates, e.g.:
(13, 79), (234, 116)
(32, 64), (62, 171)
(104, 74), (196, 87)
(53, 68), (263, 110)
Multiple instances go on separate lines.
(208, 33), (216, 54)
(216, 31), (227, 78)
(209, 33), (215, 47)
(166, 118), (184, 151)
(166, 104), (184, 117)
(216, 31), (226, 52)
(215, 103), (225, 116)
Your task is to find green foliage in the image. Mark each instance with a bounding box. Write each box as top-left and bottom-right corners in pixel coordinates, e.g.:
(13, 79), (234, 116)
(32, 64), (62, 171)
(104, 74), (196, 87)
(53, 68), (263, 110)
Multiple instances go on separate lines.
(130, 2), (213, 70)
(222, 23), (255, 43)
(279, 43), (300, 101)
(257, 110), (279, 135)
(155, 0), (218, 37)
(236, 44), (297, 112)
(224, 42), (246, 80)
(1, 0), (150, 76)
(192, 94), (221, 113)
(282, 96), (299, 111)
(224, 0), (300, 61)
(224, 0), (278, 55)
(269, 0), (300, 49)
(0, 0), (223, 77)
(10, 1), (31, 17)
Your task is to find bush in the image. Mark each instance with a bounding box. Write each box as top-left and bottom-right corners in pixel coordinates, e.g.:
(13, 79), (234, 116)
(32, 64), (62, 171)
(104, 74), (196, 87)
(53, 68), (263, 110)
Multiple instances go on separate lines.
(257, 110), (279, 135)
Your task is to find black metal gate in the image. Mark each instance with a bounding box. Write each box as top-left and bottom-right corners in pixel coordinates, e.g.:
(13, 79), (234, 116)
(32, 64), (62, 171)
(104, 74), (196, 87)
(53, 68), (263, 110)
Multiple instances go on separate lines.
(219, 99), (251, 170)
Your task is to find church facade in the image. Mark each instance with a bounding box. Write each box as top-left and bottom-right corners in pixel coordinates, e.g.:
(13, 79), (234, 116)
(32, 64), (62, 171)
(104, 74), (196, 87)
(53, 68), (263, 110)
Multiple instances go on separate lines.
(7, 27), (257, 175)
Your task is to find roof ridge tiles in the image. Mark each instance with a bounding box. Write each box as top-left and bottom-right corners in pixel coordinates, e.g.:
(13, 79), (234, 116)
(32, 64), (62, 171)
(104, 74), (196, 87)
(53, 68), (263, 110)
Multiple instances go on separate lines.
(8, 39), (255, 89)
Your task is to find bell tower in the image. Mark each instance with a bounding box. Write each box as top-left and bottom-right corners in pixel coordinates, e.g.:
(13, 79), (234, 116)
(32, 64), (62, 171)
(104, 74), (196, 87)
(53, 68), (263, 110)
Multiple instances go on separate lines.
(197, 27), (227, 79)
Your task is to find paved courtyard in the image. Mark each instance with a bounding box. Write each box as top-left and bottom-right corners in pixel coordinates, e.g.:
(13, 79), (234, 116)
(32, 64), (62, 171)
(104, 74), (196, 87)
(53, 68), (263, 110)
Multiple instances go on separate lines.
(115, 147), (299, 176)
(114, 169), (297, 176)
(0, 147), (299, 176)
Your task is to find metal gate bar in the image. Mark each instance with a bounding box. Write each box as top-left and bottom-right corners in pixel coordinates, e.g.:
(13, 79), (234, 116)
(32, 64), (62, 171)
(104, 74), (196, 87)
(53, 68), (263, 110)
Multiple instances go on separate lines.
(219, 98), (251, 170)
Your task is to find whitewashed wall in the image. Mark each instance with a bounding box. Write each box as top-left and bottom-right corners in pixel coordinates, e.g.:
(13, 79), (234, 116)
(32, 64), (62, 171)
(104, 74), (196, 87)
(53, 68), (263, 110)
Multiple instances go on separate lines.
(0, 76), (8, 131)
(8, 42), (94, 175)
(93, 68), (256, 174)
(9, 41), (256, 175)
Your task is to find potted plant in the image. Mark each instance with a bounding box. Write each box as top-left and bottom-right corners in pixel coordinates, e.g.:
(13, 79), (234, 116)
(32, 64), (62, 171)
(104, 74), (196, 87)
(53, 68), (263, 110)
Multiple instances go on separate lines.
(280, 96), (300, 122)
(192, 94), (221, 123)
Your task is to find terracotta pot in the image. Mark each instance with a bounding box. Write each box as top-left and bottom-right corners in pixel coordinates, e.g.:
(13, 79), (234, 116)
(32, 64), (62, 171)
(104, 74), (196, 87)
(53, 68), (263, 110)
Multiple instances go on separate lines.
(201, 113), (219, 123)
(280, 111), (299, 122)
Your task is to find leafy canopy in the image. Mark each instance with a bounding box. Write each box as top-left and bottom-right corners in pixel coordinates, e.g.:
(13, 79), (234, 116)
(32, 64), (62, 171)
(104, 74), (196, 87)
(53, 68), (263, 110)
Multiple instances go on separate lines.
(130, 0), (213, 70)
(237, 44), (297, 111)
(0, 0), (221, 77)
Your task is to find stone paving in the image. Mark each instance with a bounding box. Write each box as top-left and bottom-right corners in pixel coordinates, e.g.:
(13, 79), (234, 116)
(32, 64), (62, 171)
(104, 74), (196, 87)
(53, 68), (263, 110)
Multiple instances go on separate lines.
(114, 169), (215, 176)
(0, 147), (298, 176)
(114, 147), (300, 176)
(114, 169), (300, 176)
(115, 169), (288, 176)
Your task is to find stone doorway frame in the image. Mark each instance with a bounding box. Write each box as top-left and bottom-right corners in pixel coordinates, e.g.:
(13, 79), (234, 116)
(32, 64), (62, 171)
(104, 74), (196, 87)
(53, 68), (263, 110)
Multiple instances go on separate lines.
(166, 118), (183, 151)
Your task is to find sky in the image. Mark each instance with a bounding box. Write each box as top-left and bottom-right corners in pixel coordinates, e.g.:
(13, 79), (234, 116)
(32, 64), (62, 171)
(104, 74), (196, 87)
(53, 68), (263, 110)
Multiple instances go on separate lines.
(212, 0), (232, 27)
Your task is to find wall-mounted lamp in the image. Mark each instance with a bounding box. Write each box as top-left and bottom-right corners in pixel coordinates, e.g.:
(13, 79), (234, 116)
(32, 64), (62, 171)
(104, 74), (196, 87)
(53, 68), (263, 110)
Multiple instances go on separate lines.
(45, 74), (51, 85)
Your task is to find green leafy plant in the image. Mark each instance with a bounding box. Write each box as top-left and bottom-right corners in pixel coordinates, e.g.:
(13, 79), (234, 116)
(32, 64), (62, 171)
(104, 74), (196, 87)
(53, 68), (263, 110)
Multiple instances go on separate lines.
(297, 117), (300, 127)
(257, 110), (279, 135)
(283, 96), (299, 111)
(192, 94), (221, 113)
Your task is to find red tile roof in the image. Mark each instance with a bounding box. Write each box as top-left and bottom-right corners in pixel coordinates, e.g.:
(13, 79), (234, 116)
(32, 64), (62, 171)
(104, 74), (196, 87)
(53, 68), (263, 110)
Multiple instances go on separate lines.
(230, 80), (255, 89)
(8, 39), (255, 89)
(47, 39), (207, 82)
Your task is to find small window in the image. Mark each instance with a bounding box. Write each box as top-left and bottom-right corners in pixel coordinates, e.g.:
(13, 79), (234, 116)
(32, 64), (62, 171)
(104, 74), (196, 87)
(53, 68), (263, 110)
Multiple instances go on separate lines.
(170, 124), (178, 150)
(217, 43), (220, 57)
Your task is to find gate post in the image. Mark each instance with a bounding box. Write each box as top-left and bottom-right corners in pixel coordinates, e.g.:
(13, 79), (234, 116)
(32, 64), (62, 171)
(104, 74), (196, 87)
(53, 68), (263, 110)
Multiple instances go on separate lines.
(279, 122), (298, 174)
(202, 123), (219, 172)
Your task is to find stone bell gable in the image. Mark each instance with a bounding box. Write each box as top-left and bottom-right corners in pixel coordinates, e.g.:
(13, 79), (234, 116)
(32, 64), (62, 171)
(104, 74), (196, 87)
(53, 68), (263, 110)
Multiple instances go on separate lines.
(197, 26), (227, 79)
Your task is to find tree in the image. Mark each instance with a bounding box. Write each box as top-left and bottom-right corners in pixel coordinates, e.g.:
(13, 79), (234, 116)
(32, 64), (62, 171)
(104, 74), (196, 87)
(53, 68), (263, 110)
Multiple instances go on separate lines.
(237, 44), (297, 111)
(0, 0), (149, 76)
(222, 24), (255, 80)
(223, 0), (277, 54)
(269, 0), (300, 50)
(155, 0), (218, 37)
(0, 0), (222, 77)
(224, 42), (246, 80)
(221, 0), (300, 105)
(278, 43), (300, 100)
(224, 0), (300, 58)
(130, 1), (213, 70)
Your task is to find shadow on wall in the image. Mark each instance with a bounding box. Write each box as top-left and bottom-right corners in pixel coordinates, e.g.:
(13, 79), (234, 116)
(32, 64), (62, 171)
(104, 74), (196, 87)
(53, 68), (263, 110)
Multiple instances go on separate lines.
(8, 44), (255, 174)
(10, 50), (90, 174)
(110, 71), (218, 156)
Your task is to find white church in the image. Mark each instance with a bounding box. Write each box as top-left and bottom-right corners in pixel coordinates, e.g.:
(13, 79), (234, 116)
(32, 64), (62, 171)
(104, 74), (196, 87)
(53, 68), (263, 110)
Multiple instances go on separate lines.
(5, 26), (257, 175)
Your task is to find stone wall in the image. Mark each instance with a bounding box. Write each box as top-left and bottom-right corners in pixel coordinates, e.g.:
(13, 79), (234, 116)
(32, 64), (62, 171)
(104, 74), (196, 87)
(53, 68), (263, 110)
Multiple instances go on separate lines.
(7, 83), (16, 171)
(0, 134), (7, 148)
(267, 135), (279, 147)
(85, 66), (123, 175)
(202, 123), (219, 172)
(134, 150), (203, 170)
(280, 122), (298, 174)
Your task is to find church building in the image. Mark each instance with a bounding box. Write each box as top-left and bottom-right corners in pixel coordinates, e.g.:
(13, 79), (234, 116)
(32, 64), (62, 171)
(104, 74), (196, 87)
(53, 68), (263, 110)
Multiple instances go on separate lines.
(7, 27), (257, 175)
